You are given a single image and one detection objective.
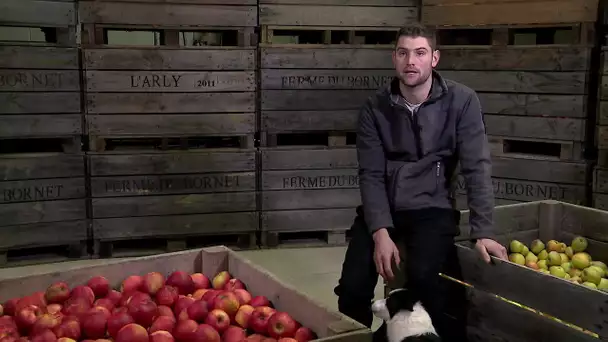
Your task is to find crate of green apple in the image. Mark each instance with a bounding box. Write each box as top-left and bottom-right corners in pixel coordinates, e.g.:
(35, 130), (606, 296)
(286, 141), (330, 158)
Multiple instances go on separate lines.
(0, 246), (370, 342)
(508, 235), (608, 290)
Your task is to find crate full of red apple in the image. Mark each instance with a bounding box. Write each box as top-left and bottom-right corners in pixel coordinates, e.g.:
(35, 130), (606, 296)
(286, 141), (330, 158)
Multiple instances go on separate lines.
(0, 270), (317, 342)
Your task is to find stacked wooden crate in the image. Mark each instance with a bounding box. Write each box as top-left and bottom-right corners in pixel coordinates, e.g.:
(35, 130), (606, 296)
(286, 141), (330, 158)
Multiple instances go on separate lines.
(592, 23), (608, 209)
(258, 0), (418, 247)
(0, 0), (88, 266)
(79, 0), (259, 257)
(421, 0), (599, 209)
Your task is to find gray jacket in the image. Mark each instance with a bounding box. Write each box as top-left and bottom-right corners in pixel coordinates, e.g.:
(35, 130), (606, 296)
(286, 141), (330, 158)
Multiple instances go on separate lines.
(357, 70), (495, 240)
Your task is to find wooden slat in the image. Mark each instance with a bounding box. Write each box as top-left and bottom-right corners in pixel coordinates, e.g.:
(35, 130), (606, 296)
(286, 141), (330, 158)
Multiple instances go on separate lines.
(262, 110), (358, 133)
(263, 188), (360, 211)
(261, 0), (416, 5)
(484, 115), (585, 141)
(262, 89), (373, 111)
(0, 114), (82, 138)
(0, 70), (80, 92)
(0, 47), (79, 69)
(262, 208), (356, 232)
(456, 243), (607, 338)
(478, 93), (585, 118)
(263, 169), (358, 190)
(88, 0), (255, 4)
(0, 93), (81, 114)
(0, 178), (84, 204)
(559, 202), (608, 244)
(421, 0), (599, 26)
(262, 69), (393, 90)
(0, 199), (86, 226)
(86, 93), (255, 114)
(79, 1), (257, 27)
(492, 157), (587, 184)
(259, 4), (418, 27)
(84, 48), (255, 70)
(0, 220), (87, 251)
(0, 0), (77, 27)
(261, 147), (357, 170)
(459, 202), (540, 237)
(262, 47), (393, 69)
(0, 154), (84, 181)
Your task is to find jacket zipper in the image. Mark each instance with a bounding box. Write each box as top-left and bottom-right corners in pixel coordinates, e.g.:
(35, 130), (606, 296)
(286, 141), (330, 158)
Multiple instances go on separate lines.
(407, 111), (423, 160)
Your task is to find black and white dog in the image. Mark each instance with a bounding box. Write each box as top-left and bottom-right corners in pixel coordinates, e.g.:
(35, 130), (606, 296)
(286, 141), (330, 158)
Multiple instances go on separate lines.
(371, 288), (441, 342)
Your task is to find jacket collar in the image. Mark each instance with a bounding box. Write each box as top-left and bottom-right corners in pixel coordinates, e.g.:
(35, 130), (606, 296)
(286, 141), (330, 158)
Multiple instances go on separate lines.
(387, 69), (448, 107)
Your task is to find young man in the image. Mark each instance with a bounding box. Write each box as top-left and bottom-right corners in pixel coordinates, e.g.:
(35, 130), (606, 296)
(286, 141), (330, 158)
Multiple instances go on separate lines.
(333, 23), (508, 341)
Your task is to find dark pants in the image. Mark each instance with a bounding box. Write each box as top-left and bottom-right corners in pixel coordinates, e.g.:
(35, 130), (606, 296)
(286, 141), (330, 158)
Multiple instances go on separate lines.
(333, 206), (468, 342)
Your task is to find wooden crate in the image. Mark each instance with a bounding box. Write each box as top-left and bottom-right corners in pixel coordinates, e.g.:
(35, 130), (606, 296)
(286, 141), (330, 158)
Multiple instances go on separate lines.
(453, 156), (589, 209)
(79, 0), (257, 152)
(88, 150), (259, 258)
(386, 200), (607, 341)
(0, 0), (82, 153)
(0, 245), (372, 342)
(260, 147), (359, 247)
(0, 154), (88, 267)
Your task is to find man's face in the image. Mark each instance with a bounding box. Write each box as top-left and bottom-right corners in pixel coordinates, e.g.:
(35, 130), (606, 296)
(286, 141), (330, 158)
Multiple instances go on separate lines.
(392, 35), (439, 88)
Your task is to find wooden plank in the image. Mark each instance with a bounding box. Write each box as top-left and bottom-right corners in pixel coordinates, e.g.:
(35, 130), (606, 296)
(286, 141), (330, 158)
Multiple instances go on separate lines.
(478, 93), (585, 118)
(79, 1), (257, 27)
(596, 126), (608, 149)
(456, 243), (607, 338)
(484, 115), (585, 141)
(466, 288), (600, 342)
(0, 220), (87, 251)
(441, 70), (587, 94)
(91, 172), (255, 197)
(89, 0), (255, 4)
(459, 202), (540, 237)
(262, 47), (392, 69)
(0, 199), (86, 226)
(594, 167), (608, 193)
(263, 110), (358, 133)
(259, 4), (418, 27)
(262, 89), (373, 111)
(0, 114), (82, 138)
(0, 47), (79, 69)
(92, 191), (256, 218)
(93, 212), (259, 241)
(0, 0), (77, 27)
(261, 0), (416, 5)
(491, 157), (587, 184)
(262, 208), (356, 232)
(0, 178), (84, 204)
(0, 70), (80, 92)
(421, 0), (599, 26)
(84, 48), (255, 70)
(263, 169), (358, 190)
(262, 69), (394, 90)
(263, 189), (361, 210)
(88, 114), (254, 136)
(0, 93), (81, 114)
(86, 71), (255, 92)
(87, 92), (255, 114)
(89, 150), (255, 176)
(262, 147), (357, 170)
(559, 202), (608, 244)
(0, 154), (84, 181)
(455, 176), (586, 204)
(436, 46), (591, 72)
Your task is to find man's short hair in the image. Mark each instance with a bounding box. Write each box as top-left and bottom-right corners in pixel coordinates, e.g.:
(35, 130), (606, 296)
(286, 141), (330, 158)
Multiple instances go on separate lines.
(394, 23), (437, 50)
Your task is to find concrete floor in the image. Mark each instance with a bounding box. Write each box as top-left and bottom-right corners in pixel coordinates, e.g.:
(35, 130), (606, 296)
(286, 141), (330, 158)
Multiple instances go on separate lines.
(0, 246), (384, 330)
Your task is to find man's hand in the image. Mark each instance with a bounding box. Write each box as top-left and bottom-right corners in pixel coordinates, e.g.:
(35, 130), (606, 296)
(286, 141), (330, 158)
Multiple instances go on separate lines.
(475, 238), (508, 263)
(372, 228), (401, 281)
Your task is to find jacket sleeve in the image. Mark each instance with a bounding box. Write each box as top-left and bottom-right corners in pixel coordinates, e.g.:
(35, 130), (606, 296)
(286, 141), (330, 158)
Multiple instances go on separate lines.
(456, 91), (496, 241)
(357, 99), (394, 234)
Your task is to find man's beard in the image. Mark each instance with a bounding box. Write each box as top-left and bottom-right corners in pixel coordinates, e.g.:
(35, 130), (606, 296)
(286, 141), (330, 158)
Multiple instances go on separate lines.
(399, 68), (432, 89)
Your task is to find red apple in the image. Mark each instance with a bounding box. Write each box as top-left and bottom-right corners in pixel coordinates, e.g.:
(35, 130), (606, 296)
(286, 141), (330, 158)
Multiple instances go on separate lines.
(31, 312), (63, 335)
(57, 338), (77, 342)
(107, 312), (135, 339)
(45, 283), (71, 304)
(3, 299), (18, 316)
(15, 304), (43, 332)
(142, 272), (165, 296)
(191, 273), (211, 291)
(82, 311), (108, 340)
(112, 306), (128, 315)
(267, 312), (299, 339)
(279, 338), (298, 342)
(173, 297), (195, 317)
(88, 306), (111, 320)
(294, 327), (316, 342)
(156, 286), (179, 308)
(177, 309), (190, 322)
(223, 325), (246, 342)
(157, 306), (175, 320)
(0, 325), (19, 340)
(246, 334), (266, 342)
(115, 323), (149, 342)
(192, 289), (210, 301)
(223, 279), (246, 291)
(233, 289), (252, 306)
(248, 306), (275, 335)
(127, 297), (158, 328)
(166, 271), (194, 296)
(205, 309), (230, 333)
(93, 298), (114, 312)
(30, 329), (57, 342)
(186, 300), (209, 323)
(105, 290), (122, 307)
(150, 330), (175, 342)
(211, 272), (231, 290)
(149, 315), (176, 334)
(193, 323), (221, 342)
(46, 304), (62, 314)
(121, 275), (144, 294)
(234, 305), (254, 329)
(172, 319), (198, 341)
(86, 276), (110, 299)
(61, 297), (91, 321)
(250, 296), (271, 308)
(122, 291), (151, 308)
(53, 318), (81, 340)
(0, 316), (17, 329)
(212, 292), (240, 317)
(71, 286), (95, 305)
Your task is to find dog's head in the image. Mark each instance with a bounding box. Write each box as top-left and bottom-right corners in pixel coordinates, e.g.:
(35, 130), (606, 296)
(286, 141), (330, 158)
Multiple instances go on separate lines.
(371, 288), (438, 341)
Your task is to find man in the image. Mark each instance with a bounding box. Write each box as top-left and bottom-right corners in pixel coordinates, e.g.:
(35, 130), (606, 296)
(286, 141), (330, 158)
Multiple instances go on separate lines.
(333, 23), (508, 341)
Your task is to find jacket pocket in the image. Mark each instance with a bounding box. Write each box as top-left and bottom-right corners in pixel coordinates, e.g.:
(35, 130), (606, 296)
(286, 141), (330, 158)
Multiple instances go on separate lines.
(387, 159), (442, 210)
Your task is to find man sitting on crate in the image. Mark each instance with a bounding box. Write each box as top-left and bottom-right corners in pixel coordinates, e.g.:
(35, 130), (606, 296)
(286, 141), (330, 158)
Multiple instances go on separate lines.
(333, 23), (508, 341)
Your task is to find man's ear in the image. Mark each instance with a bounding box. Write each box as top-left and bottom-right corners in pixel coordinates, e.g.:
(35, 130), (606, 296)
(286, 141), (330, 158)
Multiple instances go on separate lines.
(432, 49), (440, 68)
